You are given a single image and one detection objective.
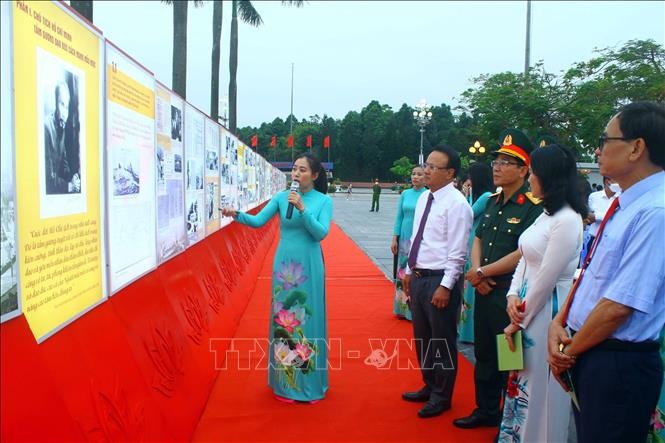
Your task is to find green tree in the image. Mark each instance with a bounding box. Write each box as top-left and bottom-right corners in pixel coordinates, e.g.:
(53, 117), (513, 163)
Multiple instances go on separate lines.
(389, 156), (416, 182)
(210, 0), (223, 121)
(70, 1), (93, 22)
(561, 39), (665, 157)
(162, 0), (204, 100)
(459, 61), (568, 152)
(228, 1), (303, 134)
(459, 39), (664, 160)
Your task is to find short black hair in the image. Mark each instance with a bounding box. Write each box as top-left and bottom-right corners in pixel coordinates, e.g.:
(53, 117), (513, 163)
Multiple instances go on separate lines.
(616, 101), (665, 169)
(431, 144), (461, 178)
(530, 144), (586, 216)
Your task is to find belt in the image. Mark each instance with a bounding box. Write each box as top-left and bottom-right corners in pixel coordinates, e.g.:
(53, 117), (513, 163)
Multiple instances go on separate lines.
(412, 268), (445, 278)
(491, 280), (511, 289)
(570, 330), (659, 352)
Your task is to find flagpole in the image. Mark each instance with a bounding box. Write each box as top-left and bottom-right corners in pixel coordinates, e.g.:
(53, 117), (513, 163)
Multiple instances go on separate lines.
(290, 62), (294, 164)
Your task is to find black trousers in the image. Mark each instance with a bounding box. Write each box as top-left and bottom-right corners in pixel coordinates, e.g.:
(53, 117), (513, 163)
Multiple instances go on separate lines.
(572, 345), (663, 443)
(371, 194), (380, 211)
(473, 287), (510, 416)
(409, 275), (461, 405)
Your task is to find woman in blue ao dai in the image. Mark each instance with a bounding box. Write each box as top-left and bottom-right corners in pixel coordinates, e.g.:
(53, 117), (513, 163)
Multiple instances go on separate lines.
(222, 153), (332, 403)
(390, 166), (426, 319)
(458, 162), (494, 343)
(499, 144), (585, 442)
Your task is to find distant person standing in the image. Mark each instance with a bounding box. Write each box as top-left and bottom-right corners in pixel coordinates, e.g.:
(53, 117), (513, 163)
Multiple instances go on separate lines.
(391, 166), (426, 320)
(585, 176), (619, 251)
(346, 183), (353, 200)
(370, 179), (381, 212)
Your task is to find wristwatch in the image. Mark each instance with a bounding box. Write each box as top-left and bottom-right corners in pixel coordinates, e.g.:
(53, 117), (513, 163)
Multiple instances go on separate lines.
(476, 267), (485, 278)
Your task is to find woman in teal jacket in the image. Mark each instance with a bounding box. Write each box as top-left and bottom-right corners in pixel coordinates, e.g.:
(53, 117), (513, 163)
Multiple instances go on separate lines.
(390, 166), (426, 320)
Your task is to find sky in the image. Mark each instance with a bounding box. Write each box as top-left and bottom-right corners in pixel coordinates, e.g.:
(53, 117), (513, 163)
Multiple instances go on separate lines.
(93, 1), (664, 128)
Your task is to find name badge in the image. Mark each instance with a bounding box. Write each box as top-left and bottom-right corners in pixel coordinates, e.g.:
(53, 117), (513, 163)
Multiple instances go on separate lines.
(507, 217), (521, 224)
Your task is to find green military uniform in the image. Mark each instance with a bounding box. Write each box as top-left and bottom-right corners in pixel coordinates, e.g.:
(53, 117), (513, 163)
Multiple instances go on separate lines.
(370, 181), (381, 212)
(473, 183), (542, 417)
(469, 128), (543, 422)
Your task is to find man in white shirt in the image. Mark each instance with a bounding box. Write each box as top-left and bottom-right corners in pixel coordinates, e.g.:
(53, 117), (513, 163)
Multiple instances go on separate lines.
(585, 176), (619, 249)
(401, 145), (473, 418)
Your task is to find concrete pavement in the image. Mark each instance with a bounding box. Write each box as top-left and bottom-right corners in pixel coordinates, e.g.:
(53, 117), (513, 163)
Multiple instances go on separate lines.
(331, 190), (400, 281)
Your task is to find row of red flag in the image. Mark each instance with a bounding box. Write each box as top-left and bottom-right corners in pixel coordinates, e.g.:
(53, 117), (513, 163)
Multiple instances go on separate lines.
(250, 134), (331, 149)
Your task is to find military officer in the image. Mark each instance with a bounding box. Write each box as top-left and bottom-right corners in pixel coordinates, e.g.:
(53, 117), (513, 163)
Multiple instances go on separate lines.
(453, 128), (543, 429)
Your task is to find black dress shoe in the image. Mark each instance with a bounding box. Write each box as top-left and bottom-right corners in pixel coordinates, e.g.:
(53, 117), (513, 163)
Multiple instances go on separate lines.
(452, 410), (501, 428)
(401, 387), (431, 402)
(418, 401), (450, 418)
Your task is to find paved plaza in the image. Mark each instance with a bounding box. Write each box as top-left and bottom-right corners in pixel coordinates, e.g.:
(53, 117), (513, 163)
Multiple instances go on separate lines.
(331, 189), (401, 280)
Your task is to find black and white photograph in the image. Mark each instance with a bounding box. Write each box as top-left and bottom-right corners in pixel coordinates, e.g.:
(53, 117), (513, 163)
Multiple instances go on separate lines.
(41, 66), (82, 195)
(156, 146), (165, 185)
(174, 154), (182, 173)
(221, 164), (231, 185)
(112, 149), (140, 196)
(37, 48), (87, 219)
(225, 136), (238, 166)
(186, 159), (203, 191)
(186, 200), (200, 235)
(206, 182), (216, 221)
(206, 149), (219, 171)
(0, 197), (17, 318)
(171, 105), (182, 142)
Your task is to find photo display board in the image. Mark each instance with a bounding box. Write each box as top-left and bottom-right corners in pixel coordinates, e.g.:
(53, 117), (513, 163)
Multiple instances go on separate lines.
(204, 117), (221, 235)
(184, 104), (205, 246)
(155, 83), (186, 263)
(237, 143), (248, 212)
(219, 127), (238, 229)
(12, 0), (105, 340)
(105, 42), (157, 294)
(1, 0), (19, 323)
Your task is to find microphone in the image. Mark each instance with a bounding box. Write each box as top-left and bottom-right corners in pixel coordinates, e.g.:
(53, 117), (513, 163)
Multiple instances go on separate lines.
(286, 181), (300, 219)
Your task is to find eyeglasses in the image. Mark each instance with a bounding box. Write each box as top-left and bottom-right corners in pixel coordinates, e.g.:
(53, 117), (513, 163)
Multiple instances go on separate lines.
(490, 160), (521, 168)
(598, 135), (633, 149)
(424, 162), (450, 171)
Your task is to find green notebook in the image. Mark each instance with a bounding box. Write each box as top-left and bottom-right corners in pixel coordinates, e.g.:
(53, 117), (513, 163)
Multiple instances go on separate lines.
(496, 331), (524, 371)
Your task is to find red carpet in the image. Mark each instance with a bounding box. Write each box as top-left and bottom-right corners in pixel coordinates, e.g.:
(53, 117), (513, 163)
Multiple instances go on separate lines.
(193, 224), (495, 442)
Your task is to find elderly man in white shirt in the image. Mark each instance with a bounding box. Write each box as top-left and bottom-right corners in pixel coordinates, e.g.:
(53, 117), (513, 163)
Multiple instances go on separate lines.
(585, 176), (620, 249)
(400, 145), (473, 419)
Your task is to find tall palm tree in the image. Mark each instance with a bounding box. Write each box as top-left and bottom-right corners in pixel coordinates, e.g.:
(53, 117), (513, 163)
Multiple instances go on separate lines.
(162, 0), (204, 100)
(70, 1), (93, 23)
(228, 0), (303, 134)
(210, 0), (223, 121)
